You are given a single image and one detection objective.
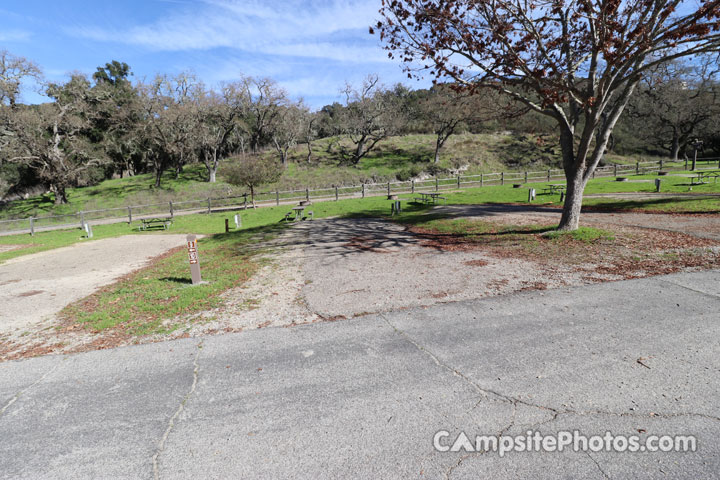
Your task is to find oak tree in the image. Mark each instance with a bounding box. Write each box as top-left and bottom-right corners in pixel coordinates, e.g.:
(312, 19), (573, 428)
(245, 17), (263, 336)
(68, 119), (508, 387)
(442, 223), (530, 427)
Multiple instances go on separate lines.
(375, 0), (720, 229)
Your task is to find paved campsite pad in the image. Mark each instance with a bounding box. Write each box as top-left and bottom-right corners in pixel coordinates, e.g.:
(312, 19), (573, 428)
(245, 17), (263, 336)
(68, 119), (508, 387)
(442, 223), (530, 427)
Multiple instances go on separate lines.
(0, 235), (190, 358)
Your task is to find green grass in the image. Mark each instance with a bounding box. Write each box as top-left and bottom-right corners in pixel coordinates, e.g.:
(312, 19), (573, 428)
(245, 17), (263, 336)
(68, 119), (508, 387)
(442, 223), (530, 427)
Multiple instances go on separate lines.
(544, 227), (615, 242)
(60, 223), (281, 334)
(3, 167), (719, 336)
(2, 132), (672, 220)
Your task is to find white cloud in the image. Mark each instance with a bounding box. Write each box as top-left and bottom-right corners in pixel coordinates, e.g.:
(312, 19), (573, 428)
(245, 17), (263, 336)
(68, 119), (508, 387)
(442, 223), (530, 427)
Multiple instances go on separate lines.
(0, 29), (32, 42)
(68, 0), (385, 64)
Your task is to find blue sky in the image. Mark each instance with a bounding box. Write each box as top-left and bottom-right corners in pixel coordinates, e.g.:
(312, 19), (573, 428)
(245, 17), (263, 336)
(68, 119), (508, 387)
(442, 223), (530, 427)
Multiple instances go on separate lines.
(0, 0), (430, 109)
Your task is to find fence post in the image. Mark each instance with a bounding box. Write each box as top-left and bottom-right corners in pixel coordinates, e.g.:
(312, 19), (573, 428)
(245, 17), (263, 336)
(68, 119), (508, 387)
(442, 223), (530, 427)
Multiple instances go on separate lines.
(685, 157), (688, 170)
(276, 190), (280, 206)
(547, 169), (551, 182)
(306, 188), (310, 201)
(169, 201), (174, 217)
(524, 171), (528, 183)
(30, 217), (35, 236)
(411, 180), (415, 193)
(127, 206), (132, 224)
(335, 186), (339, 201)
(244, 193), (248, 209)
(207, 198), (211, 214)
(80, 211), (85, 229)
(501, 172), (504, 185)
(480, 173), (484, 186)
(457, 175), (461, 189)
(362, 183), (365, 198)
(659, 159), (664, 171)
(387, 181), (391, 196)
(636, 162), (640, 175)
(435, 177), (439, 191)
(614, 164), (618, 177)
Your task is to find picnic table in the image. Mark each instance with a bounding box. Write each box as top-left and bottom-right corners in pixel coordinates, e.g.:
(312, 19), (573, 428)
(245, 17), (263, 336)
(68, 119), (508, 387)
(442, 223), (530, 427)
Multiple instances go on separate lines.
(542, 184), (566, 194)
(284, 204), (314, 221)
(691, 171), (720, 185)
(414, 192), (447, 204)
(140, 217), (173, 231)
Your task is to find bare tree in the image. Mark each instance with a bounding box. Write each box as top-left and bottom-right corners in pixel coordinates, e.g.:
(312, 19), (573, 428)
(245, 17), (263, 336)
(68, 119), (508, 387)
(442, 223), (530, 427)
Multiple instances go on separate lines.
(376, 1), (720, 230)
(239, 77), (287, 153)
(138, 73), (202, 187)
(272, 101), (311, 166)
(627, 57), (719, 161)
(0, 50), (42, 108)
(196, 82), (249, 182)
(339, 75), (403, 165)
(4, 76), (108, 204)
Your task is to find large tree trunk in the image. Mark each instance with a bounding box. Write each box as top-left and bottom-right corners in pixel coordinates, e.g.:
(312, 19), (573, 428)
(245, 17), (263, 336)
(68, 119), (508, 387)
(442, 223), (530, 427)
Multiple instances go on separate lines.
(558, 168), (587, 231)
(354, 137), (366, 165)
(670, 134), (681, 161)
(557, 126), (585, 231)
(434, 140), (441, 164)
(208, 168), (217, 183)
(52, 184), (68, 205)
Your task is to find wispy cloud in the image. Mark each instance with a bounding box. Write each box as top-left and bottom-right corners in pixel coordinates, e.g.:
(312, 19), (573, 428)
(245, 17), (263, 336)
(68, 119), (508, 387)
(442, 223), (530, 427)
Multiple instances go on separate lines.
(0, 29), (32, 42)
(68, 0), (384, 63)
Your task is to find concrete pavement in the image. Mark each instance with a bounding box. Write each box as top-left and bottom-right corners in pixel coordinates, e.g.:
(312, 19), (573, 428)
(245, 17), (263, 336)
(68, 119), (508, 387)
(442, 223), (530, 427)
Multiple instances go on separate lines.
(1, 269), (719, 479)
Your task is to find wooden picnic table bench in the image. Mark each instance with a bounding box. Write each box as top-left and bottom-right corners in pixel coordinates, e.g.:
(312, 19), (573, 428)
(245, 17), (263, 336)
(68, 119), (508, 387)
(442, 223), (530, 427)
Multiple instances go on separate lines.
(414, 192), (447, 205)
(284, 204), (314, 221)
(542, 184), (566, 195)
(140, 217), (173, 231)
(691, 171), (720, 185)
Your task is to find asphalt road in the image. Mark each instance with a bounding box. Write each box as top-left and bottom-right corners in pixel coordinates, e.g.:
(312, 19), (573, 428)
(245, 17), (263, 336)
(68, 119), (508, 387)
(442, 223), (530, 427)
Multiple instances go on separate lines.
(1, 269), (719, 479)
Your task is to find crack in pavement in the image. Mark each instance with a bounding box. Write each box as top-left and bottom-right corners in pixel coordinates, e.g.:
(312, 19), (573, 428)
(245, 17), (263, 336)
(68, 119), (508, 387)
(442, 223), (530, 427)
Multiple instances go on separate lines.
(0, 357), (66, 418)
(659, 278), (720, 301)
(585, 451), (611, 479)
(152, 342), (202, 480)
(379, 314), (720, 429)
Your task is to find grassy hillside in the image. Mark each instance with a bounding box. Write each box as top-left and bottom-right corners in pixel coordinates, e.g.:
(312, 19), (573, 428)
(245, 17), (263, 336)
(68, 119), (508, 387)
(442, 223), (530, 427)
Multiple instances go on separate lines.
(0, 132), (663, 219)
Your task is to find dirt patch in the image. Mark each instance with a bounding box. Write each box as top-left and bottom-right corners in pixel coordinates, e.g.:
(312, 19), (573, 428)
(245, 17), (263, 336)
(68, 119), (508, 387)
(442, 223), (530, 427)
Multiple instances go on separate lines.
(0, 244), (30, 254)
(464, 259), (490, 267)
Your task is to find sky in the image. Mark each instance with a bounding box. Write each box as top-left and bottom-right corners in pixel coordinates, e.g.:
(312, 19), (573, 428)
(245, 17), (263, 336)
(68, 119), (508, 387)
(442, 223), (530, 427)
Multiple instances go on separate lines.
(0, 0), (430, 109)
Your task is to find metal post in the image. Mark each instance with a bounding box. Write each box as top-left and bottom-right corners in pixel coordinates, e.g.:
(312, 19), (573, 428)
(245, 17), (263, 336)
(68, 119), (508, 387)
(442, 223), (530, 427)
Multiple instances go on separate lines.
(207, 198), (211, 214)
(276, 190), (280, 206)
(127, 206), (132, 224)
(655, 178), (661, 192)
(528, 188), (536, 202)
(169, 201), (174, 217)
(335, 186), (339, 201)
(234, 214), (241, 228)
(30, 217), (35, 236)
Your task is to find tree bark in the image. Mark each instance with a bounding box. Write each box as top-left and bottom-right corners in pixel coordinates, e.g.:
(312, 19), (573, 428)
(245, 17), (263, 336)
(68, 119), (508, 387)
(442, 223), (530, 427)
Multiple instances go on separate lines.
(53, 184), (68, 205)
(670, 135), (681, 161)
